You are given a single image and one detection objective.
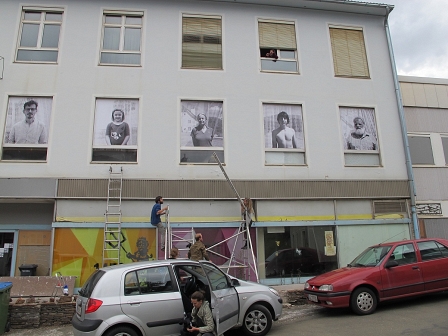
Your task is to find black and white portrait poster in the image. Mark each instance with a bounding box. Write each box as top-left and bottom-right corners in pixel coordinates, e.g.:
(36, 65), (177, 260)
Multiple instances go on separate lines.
(3, 96), (52, 146)
(180, 100), (223, 148)
(263, 103), (304, 149)
(93, 98), (139, 147)
(340, 107), (378, 151)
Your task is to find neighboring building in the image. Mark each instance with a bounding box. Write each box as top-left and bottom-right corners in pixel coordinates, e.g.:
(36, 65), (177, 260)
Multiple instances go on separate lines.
(0, 0), (415, 287)
(400, 76), (448, 239)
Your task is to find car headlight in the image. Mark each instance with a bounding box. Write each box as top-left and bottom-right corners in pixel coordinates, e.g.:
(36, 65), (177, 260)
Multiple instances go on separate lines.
(269, 287), (280, 297)
(304, 282), (310, 289)
(319, 285), (333, 292)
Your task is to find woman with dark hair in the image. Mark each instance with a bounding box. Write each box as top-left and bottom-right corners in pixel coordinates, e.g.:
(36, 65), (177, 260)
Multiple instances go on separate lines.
(105, 109), (130, 145)
(190, 113), (214, 147)
(187, 291), (216, 336)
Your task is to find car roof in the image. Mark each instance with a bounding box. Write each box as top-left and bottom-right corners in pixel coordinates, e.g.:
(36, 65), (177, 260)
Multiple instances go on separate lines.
(100, 259), (201, 272)
(371, 237), (448, 248)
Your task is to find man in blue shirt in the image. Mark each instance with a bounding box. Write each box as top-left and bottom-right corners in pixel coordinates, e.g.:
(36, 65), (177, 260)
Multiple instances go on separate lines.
(151, 196), (168, 250)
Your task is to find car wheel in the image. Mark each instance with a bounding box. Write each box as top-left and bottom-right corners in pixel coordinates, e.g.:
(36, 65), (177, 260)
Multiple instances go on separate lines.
(350, 287), (377, 315)
(242, 304), (272, 336)
(104, 325), (139, 336)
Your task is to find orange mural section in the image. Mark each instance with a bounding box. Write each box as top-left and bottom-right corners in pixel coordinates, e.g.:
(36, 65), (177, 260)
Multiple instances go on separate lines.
(52, 228), (156, 287)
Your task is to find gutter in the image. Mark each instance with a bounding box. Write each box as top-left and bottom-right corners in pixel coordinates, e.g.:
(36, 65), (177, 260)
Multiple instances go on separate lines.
(383, 5), (420, 238)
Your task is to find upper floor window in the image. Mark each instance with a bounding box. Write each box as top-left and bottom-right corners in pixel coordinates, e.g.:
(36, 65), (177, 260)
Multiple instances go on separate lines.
(329, 26), (369, 78)
(16, 8), (63, 63)
(100, 12), (143, 66)
(408, 134), (434, 165)
(182, 15), (222, 70)
(340, 107), (380, 166)
(258, 21), (298, 73)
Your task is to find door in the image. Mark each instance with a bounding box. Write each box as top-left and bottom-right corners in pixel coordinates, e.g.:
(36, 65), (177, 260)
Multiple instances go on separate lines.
(202, 262), (239, 335)
(120, 265), (184, 336)
(380, 243), (424, 298)
(417, 240), (448, 291)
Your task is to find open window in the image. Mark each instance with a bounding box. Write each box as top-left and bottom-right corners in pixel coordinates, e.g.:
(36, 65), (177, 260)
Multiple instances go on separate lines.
(258, 20), (298, 73)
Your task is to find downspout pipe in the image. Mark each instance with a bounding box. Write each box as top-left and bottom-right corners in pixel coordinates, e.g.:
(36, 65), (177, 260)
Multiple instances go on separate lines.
(384, 6), (420, 239)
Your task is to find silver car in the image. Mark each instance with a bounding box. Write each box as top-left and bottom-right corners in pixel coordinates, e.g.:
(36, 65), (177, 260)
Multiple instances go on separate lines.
(72, 260), (283, 336)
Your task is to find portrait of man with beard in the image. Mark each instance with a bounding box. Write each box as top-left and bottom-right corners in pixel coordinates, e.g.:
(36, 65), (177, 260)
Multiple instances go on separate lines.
(345, 116), (377, 150)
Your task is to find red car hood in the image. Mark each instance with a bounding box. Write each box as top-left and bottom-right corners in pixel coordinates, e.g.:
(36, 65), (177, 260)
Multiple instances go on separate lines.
(307, 266), (377, 285)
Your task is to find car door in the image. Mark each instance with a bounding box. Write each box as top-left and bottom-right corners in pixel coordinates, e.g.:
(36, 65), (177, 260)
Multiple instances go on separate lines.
(380, 242), (424, 298)
(120, 265), (184, 336)
(201, 262), (239, 335)
(417, 240), (448, 291)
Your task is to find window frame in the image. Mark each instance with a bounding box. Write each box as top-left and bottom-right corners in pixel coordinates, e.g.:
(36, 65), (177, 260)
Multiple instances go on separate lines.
(99, 10), (143, 66)
(407, 133), (435, 166)
(15, 7), (64, 64)
(258, 19), (298, 74)
(329, 25), (370, 79)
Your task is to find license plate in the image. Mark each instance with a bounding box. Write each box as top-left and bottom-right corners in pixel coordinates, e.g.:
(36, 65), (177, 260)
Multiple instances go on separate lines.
(308, 294), (318, 302)
(76, 304), (82, 315)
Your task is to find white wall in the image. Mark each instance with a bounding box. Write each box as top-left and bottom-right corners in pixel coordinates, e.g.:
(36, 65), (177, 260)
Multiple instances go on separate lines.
(0, 0), (408, 180)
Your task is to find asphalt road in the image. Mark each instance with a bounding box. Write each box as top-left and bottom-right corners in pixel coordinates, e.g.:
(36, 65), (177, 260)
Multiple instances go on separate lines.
(6, 291), (448, 336)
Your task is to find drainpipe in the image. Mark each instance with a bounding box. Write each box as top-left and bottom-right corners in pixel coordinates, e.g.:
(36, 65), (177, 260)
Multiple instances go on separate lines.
(384, 6), (420, 238)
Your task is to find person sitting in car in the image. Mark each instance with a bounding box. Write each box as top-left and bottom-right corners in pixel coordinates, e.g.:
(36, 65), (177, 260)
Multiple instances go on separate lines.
(187, 291), (216, 336)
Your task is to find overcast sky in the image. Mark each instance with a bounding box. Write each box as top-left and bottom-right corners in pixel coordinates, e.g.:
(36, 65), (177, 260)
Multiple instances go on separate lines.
(384, 0), (448, 79)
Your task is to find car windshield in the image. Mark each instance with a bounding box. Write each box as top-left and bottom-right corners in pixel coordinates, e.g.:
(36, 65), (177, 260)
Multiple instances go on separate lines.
(348, 245), (391, 267)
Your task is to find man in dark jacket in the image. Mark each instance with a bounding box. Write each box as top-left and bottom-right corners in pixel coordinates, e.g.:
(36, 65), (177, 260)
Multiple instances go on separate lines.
(188, 233), (209, 261)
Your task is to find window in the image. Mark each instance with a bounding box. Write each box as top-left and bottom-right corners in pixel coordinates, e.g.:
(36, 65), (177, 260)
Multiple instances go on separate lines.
(2, 96), (52, 161)
(418, 241), (448, 261)
(258, 21), (298, 73)
(182, 15), (222, 69)
(100, 12), (143, 65)
(91, 98), (139, 163)
(441, 136), (448, 165)
(340, 107), (380, 166)
(202, 263), (230, 291)
(124, 266), (175, 295)
(408, 135), (434, 165)
(16, 8), (63, 63)
(180, 100), (224, 163)
(391, 243), (416, 265)
(330, 27), (369, 78)
(263, 103), (305, 165)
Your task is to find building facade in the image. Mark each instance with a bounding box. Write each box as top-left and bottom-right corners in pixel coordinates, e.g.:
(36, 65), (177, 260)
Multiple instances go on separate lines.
(400, 76), (448, 239)
(0, 0), (414, 287)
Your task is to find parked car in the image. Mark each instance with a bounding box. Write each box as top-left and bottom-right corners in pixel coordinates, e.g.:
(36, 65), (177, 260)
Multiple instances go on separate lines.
(265, 247), (323, 277)
(72, 259), (283, 336)
(304, 238), (448, 315)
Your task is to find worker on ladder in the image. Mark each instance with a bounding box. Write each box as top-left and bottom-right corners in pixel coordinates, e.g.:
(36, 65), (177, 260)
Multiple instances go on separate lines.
(151, 196), (168, 251)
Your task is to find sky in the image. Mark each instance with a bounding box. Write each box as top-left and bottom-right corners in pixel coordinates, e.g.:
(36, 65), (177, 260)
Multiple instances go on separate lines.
(382, 0), (448, 79)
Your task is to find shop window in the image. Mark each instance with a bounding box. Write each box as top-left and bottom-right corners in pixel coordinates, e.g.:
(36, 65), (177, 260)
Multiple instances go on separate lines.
(180, 100), (224, 164)
(16, 8), (63, 63)
(330, 26), (369, 78)
(91, 98), (139, 163)
(258, 21), (298, 73)
(2, 96), (52, 162)
(408, 135), (434, 165)
(182, 15), (222, 70)
(100, 12), (143, 65)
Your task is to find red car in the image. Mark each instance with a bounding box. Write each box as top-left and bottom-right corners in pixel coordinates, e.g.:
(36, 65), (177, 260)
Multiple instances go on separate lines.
(304, 238), (448, 315)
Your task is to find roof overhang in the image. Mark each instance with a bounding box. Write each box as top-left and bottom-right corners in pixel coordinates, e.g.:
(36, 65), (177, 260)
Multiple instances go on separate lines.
(193, 0), (394, 16)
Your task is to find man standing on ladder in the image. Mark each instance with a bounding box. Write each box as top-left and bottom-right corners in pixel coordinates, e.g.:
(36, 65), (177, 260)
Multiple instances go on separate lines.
(151, 196), (168, 251)
(188, 233), (209, 261)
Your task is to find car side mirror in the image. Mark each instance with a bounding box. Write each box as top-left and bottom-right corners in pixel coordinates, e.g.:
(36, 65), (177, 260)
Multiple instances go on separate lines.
(230, 278), (240, 287)
(385, 260), (399, 268)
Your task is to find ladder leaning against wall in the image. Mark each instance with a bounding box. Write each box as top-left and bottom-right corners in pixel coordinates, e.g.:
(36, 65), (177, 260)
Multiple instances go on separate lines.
(102, 166), (123, 267)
